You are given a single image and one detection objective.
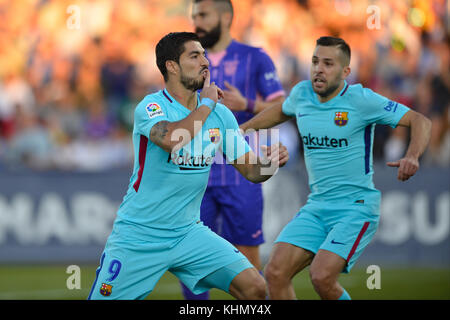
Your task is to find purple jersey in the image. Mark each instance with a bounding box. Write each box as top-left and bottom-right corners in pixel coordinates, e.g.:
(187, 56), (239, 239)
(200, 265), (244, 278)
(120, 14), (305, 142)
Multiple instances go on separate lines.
(207, 40), (284, 186)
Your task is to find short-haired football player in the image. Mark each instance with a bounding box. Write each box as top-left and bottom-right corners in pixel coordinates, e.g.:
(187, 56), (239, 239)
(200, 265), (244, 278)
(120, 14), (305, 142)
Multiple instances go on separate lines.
(241, 36), (432, 300)
(88, 32), (288, 300)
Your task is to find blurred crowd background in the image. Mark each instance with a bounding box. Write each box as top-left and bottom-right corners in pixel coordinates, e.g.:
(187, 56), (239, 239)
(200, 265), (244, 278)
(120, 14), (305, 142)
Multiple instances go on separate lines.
(0, 0), (448, 171)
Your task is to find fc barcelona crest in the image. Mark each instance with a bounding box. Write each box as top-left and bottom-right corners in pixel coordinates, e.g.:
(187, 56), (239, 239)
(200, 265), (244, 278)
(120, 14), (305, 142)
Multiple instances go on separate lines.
(209, 128), (220, 143)
(334, 112), (348, 126)
(100, 283), (113, 297)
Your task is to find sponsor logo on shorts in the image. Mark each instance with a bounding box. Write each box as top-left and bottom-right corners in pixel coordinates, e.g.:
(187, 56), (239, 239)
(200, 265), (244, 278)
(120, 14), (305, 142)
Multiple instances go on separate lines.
(251, 230), (262, 239)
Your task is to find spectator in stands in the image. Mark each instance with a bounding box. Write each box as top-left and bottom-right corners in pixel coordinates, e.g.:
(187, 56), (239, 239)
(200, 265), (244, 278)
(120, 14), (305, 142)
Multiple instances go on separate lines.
(0, 0), (447, 170)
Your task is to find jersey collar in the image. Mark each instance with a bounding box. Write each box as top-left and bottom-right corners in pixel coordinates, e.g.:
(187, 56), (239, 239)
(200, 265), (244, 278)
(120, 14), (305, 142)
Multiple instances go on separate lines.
(162, 89), (200, 114)
(339, 81), (349, 97)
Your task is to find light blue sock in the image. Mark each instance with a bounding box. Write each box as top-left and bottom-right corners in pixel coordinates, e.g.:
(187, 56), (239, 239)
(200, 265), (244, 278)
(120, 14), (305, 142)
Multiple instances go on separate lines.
(338, 288), (351, 300)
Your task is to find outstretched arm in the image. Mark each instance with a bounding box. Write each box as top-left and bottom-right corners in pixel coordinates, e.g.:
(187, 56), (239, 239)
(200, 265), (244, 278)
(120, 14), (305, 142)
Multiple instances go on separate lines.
(387, 110), (432, 181)
(240, 102), (292, 132)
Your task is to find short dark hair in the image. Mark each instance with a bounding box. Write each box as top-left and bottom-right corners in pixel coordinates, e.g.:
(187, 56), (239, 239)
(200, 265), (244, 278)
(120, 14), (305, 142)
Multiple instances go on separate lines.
(156, 32), (200, 81)
(316, 36), (351, 65)
(193, 0), (234, 21)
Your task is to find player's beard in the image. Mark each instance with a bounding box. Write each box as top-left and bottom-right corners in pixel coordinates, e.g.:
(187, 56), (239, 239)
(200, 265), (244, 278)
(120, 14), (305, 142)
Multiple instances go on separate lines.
(180, 69), (205, 92)
(196, 20), (221, 49)
(314, 77), (342, 98)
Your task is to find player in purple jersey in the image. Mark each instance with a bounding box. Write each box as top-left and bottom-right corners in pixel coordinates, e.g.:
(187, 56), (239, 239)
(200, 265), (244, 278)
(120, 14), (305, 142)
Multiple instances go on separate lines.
(176, 0), (285, 300)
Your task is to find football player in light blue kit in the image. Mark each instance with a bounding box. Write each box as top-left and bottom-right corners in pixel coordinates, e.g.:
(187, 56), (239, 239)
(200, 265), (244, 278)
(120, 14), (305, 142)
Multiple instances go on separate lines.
(88, 32), (289, 300)
(241, 36), (432, 300)
(182, 0), (285, 300)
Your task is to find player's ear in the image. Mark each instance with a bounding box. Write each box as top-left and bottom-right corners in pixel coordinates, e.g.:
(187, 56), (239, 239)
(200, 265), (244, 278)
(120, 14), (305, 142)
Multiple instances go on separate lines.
(166, 60), (179, 77)
(342, 65), (351, 79)
(221, 11), (232, 29)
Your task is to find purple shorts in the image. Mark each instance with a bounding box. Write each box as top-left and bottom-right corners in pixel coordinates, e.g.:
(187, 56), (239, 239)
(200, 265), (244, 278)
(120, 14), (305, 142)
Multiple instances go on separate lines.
(200, 182), (264, 246)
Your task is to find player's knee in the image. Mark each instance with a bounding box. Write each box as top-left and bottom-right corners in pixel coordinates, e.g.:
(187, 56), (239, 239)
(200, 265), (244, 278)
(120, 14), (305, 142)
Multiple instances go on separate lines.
(231, 268), (266, 300)
(241, 272), (266, 300)
(264, 262), (288, 286)
(246, 276), (266, 300)
(310, 268), (334, 292)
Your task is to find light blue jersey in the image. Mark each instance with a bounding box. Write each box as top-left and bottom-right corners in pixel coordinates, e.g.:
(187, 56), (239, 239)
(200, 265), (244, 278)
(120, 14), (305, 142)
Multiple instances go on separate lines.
(282, 80), (410, 207)
(89, 89), (255, 299)
(276, 80), (410, 273)
(116, 89), (251, 238)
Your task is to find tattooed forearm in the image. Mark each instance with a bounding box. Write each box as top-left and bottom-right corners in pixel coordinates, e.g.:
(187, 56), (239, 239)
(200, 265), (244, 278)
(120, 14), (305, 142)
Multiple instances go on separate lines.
(148, 105), (210, 152)
(150, 121), (170, 146)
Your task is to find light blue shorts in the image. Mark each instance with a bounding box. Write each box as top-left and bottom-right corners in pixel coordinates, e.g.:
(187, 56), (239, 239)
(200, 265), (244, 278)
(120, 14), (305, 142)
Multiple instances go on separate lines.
(275, 201), (379, 273)
(88, 222), (253, 300)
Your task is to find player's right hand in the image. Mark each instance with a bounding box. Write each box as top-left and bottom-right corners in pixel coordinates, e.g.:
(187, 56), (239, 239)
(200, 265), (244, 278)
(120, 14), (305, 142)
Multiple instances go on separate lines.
(386, 156), (419, 181)
(200, 70), (223, 103)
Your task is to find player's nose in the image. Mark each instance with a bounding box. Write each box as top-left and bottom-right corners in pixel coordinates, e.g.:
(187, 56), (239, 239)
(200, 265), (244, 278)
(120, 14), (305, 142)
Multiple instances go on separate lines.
(200, 55), (209, 67)
(316, 62), (326, 73)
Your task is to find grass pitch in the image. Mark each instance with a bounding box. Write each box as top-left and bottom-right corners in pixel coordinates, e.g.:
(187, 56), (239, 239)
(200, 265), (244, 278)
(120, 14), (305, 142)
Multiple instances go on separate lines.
(0, 265), (448, 300)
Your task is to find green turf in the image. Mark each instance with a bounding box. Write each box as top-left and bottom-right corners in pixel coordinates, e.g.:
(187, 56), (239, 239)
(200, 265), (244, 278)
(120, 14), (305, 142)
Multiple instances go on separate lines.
(0, 265), (448, 300)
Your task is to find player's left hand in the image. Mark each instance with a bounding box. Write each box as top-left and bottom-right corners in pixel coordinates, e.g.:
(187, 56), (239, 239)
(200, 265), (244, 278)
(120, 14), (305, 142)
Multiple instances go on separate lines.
(261, 143), (289, 168)
(386, 156), (419, 181)
(222, 81), (247, 111)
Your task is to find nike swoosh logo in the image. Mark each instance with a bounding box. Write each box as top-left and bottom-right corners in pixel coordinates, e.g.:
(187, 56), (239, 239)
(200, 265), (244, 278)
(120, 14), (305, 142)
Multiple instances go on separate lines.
(251, 230), (262, 239)
(234, 249), (240, 253)
(297, 113), (309, 118)
(331, 239), (346, 245)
